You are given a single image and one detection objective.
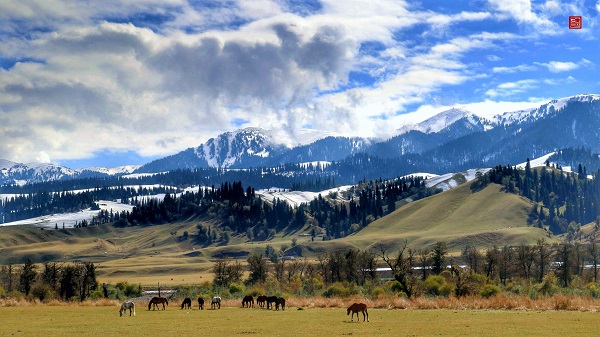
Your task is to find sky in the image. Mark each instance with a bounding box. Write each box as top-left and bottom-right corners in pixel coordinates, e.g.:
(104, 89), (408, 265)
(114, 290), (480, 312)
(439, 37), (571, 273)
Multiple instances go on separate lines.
(1, 0), (599, 169)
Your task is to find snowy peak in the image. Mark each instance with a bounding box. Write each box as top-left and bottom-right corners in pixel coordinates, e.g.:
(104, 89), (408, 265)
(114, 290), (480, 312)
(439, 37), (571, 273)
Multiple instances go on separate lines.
(493, 94), (600, 126)
(78, 165), (141, 175)
(397, 107), (477, 135)
(194, 127), (290, 168)
(417, 107), (471, 133)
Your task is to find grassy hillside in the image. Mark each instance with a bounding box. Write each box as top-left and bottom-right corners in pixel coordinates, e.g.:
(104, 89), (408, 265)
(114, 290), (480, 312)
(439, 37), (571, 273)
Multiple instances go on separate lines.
(0, 181), (558, 283)
(304, 181), (555, 254)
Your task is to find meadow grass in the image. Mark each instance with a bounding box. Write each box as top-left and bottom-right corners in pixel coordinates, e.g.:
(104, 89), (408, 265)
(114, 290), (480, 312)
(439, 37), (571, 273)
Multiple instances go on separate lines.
(1, 302), (600, 337)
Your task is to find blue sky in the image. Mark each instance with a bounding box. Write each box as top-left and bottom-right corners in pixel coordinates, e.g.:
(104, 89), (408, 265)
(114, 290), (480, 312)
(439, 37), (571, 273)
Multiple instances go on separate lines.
(0, 0), (599, 168)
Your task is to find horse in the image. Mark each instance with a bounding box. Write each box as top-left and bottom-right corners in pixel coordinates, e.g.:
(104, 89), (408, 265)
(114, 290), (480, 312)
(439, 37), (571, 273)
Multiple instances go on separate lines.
(242, 295), (254, 308)
(148, 296), (169, 310)
(211, 296), (221, 309)
(119, 301), (136, 317)
(256, 295), (267, 308)
(181, 297), (192, 309)
(347, 302), (368, 322)
(266, 296), (278, 310)
(275, 297), (285, 311)
(198, 297), (205, 310)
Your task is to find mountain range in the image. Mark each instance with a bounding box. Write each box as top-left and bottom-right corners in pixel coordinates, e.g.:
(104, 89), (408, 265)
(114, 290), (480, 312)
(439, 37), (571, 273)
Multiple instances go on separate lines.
(2, 94), (600, 185)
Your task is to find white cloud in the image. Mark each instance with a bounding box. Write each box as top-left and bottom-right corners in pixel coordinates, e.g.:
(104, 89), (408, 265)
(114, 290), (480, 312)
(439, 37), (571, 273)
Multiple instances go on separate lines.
(487, 0), (558, 34)
(492, 64), (537, 73)
(485, 79), (538, 98)
(534, 59), (594, 73)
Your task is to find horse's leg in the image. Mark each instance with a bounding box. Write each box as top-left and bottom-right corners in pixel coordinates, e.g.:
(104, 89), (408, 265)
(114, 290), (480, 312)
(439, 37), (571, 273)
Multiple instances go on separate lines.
(365, 309), (368, 322)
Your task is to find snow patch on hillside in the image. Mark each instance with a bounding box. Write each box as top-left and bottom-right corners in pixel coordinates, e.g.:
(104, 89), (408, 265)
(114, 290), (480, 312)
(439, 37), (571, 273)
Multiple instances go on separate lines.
(0, 200), (134, 229)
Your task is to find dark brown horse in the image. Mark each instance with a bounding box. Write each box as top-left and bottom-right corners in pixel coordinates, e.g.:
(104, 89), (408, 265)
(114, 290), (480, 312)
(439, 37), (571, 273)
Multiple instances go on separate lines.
(148, 296), (169, 310)
(266, 296), (278, 309)
(198, 297), (204, 310)
(347, 303), (368, 322)
(181, 297), (192, 309)
(256, 295), (267, 308)
(242, 295), (254, 308)
(275, 297), (285, 311)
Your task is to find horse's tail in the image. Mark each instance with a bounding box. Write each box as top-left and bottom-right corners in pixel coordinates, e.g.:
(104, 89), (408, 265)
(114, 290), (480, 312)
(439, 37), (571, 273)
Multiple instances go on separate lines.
(181, 301), (184, 309)
(165, 298), (169, 306)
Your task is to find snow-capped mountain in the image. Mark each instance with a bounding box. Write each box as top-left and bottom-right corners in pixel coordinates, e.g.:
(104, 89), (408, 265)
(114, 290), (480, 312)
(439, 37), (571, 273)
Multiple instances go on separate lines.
(4, 94), (600, 185)
(397, 107), (476, 135)
(135, 94), (600, 174)
(78, 165), (141, 176)
(492, 94), (600, 126)
(0, 161), (141, 185)
(0, 161), (77, 185)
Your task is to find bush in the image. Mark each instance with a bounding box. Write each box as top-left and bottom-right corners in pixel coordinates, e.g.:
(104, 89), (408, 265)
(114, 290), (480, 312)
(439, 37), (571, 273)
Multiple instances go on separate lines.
(480, 284), (501, 298)
(371, 287), (386, 298)
(536, 273), (558, 296)
(322, 282), (355, 298)
(88, 289), (105, 301)
(29, 283), (55, 302)
(424, 275), (453, 297)
(229, 283), (244, 295)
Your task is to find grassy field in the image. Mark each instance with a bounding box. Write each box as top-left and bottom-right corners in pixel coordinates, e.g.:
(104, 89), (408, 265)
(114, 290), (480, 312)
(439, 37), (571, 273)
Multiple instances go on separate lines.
(1, 303), (599, 337)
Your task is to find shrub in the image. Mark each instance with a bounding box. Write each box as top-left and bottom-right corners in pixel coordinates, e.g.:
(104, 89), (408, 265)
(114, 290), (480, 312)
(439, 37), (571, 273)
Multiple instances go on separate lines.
(29, 283), (55, 302)
(229, 283), (244, 295)
(323, 282), (354, 298)
(536, 273), (558, 296)
(424, 275), (453, 297)
(88, 289), (105, 301)
(480, 284), (501, 298)
(371, 287), (386, 298)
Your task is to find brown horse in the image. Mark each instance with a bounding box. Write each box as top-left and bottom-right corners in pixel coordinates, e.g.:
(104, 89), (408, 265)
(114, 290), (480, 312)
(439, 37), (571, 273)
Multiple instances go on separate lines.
(275, 297), (285, 311)
(198, 297), (205, 310)
(347, 303), (368, 322)
(256, 295), (267, 308)
(181, 297), (192, 309)
(148, 296), (169, 310)
(242, 295), (254, 308)
(266, 296), (278, 309)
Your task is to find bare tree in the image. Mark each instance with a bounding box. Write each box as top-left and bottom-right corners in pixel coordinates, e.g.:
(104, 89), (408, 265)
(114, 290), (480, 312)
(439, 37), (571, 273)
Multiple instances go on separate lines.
(589, 232), (600, 282)
(536, 238), (553, 282)
(516, 244), (535, 280)
(378, 241), (418, 298)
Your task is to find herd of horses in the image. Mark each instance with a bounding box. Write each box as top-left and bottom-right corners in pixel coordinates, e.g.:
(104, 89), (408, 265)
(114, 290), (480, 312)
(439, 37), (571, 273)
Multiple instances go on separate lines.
(120, 296), (368, 322)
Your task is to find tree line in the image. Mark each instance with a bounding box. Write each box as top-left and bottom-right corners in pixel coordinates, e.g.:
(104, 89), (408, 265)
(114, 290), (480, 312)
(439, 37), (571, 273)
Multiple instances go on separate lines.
(0, 259), (98, 301)
(472, 160), (600, 235)
(108, 176), (439, 242)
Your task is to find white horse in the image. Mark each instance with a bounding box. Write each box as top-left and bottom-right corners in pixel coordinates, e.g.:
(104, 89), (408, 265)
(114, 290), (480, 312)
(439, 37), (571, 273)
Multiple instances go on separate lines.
(211, 296), (221, 309)
(119, 301), (136, 317)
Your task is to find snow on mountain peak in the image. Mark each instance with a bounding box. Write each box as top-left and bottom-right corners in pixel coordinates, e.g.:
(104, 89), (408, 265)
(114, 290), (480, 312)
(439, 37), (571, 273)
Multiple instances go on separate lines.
(396, 107), (472, 135)
(492, 94), (600, 126)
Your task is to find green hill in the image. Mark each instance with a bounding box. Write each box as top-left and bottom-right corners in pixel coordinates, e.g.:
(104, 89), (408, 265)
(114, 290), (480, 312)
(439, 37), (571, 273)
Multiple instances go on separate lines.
(0, 181), (558, 283)
(302, 181), (555, 254)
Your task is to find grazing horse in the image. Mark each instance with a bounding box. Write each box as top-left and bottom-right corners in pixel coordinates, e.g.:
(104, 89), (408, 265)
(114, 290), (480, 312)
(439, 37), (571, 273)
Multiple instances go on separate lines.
(256, 295), (267, 308)
(211, 296), (221, 309)
(275, 297), (286, 311)
(347, 303), (368, 322)
(266, 296), (278, 310)
(148, 296), (169, 310)
(119, 301), (136, 317)
(181, 297), (192, 309)
(198, 297), (205, 310)
(242, 295), (254, 308)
